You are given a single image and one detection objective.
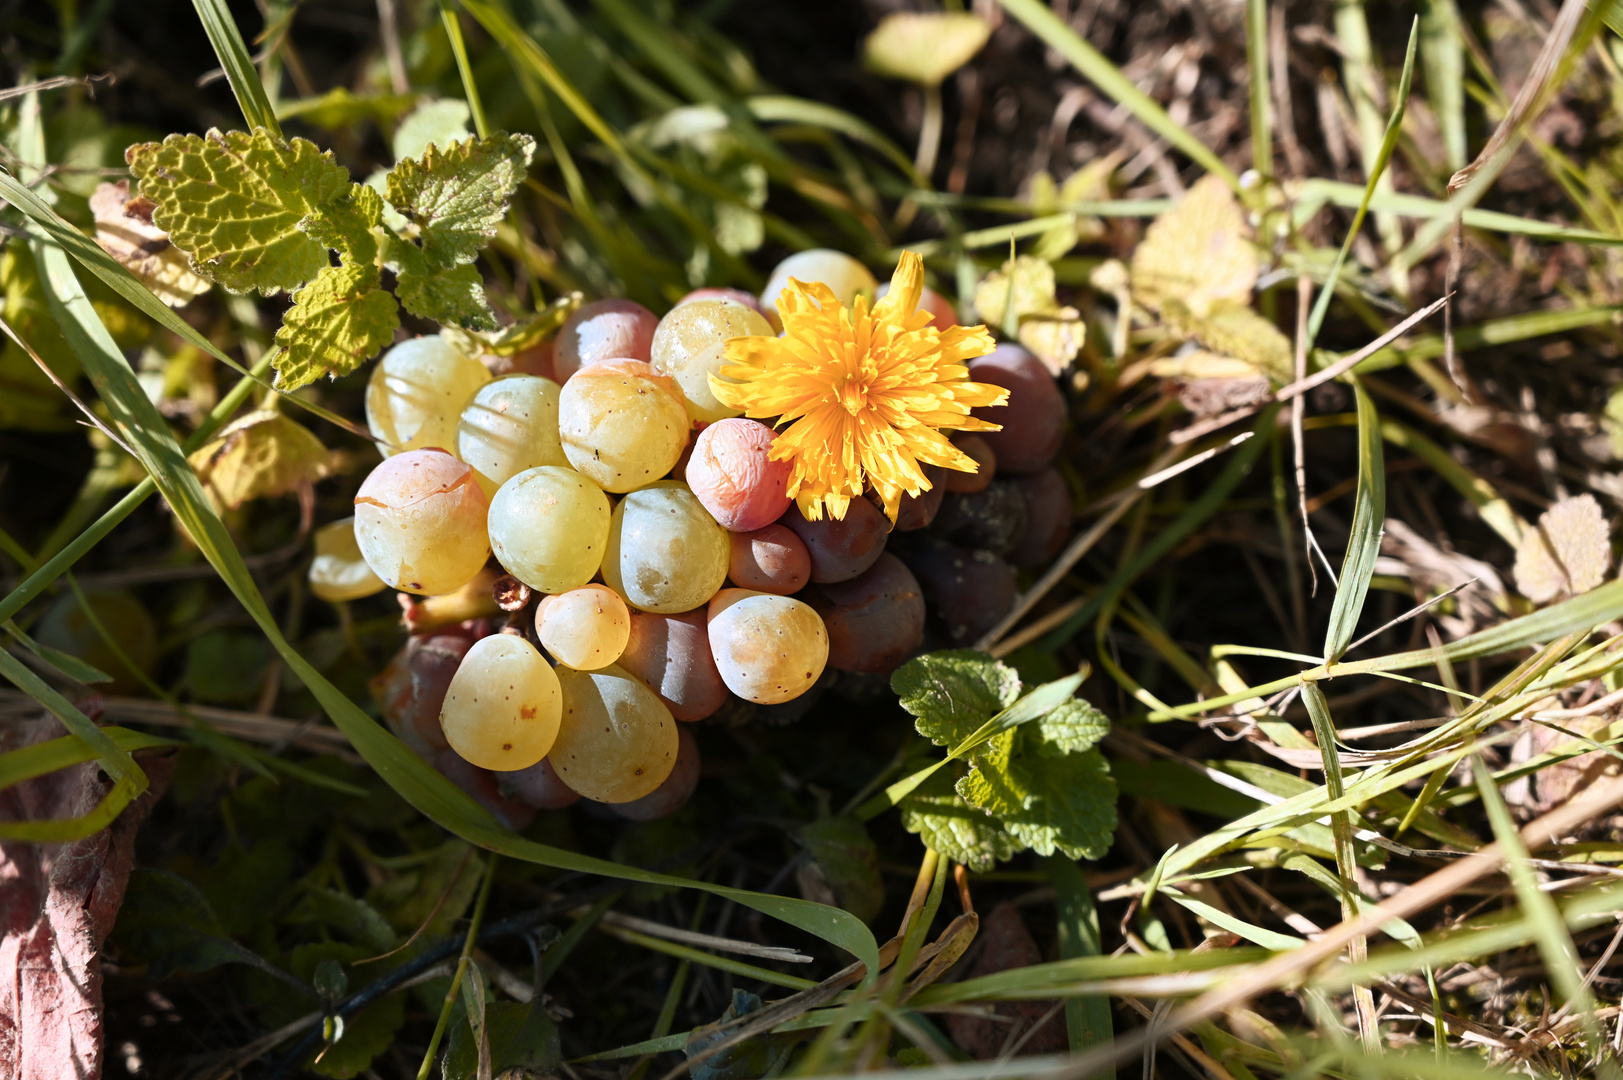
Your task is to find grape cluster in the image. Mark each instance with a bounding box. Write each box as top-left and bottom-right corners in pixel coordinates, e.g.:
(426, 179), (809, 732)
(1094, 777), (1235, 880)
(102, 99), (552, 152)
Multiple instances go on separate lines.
(342, 250), (1072, 824)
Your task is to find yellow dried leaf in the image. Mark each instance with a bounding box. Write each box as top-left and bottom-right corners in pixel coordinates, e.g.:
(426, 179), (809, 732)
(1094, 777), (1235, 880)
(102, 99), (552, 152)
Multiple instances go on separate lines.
(1513, 493), (1613, 603)
(1170, 301), (1293, 383)
(1017, 306), (1086, 375)
(1130, 174), (1257, 319)
(974, 255), (1057, 329)
(90, 181), (209, 308)
(1148, 351), (1263, 380)
(863, 12), (992, 86)
(188, 409), (335, 510)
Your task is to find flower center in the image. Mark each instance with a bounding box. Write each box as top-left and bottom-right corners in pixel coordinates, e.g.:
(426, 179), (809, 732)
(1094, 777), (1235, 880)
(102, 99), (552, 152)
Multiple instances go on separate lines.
(837, 373), (871, 415)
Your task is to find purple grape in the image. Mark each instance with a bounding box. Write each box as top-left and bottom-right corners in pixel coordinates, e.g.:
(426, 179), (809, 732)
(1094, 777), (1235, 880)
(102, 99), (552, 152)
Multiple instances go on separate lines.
(611, 724), (700, 820)
(933, 479), (1027, 555)
(906, 545), (1018, 645)
(1008, 468), (1071, 568)
(781, 498), (889, 583)
(498, 755), (581, 810)
(968, 344), (1065, 474)
(371, 631), (479, 755)
(892, 464), (946, 532)
(728, 524), (811, 595)
(808, 553), (925, 674)
(433, 750), (538, 832)
(554, 299), (659, 381)
(618, 610), (728, 721)
(945, 434), (996, 493)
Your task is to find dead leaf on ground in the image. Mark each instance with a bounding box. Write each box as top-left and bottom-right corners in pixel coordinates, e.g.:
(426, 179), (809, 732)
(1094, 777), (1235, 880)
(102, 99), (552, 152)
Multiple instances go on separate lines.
(90, 181), (210, 308)
(188, 409), (336, 512)
(1378, 518), (1509, 639)
(944, 903), (1066, 1059)
(0, 712), (176, 1080)
(973, 256), (1086, 375)
(1514, 493), (1612, 603)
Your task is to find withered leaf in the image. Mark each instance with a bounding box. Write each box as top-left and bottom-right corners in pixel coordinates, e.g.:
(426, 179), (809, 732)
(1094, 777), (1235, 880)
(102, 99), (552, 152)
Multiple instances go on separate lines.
(1514, 493), (1613, 603)
(89, 181), (210, 308)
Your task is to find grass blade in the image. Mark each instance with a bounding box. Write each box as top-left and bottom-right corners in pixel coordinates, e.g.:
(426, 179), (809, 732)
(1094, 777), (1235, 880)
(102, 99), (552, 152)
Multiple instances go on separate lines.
(1245, 0), (1270, 177)
(191, 0), (280, 135)
(1420, 0), (1467, 173)
(1323, 380), (1385, 662)
(1044, 855), (1114, 1068)
(994, 0), (1239, 191)
(0, 647), (145, 795)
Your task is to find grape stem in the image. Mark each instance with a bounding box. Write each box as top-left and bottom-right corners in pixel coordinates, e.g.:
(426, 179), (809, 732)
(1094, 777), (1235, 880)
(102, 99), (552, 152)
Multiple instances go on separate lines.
(416, 849), (500, 1080)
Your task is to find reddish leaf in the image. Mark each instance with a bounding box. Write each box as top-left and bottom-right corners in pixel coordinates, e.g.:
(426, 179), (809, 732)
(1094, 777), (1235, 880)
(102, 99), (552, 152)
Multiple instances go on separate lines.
(0, 713), (175, 1080)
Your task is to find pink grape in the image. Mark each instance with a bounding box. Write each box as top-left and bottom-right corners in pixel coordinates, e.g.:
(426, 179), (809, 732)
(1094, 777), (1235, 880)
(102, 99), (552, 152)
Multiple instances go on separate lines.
(968, 344), (1065, 474)
(371, 631), (477, 756)
(727, 524), (810, 594)
(497, 755), (581, 810)
(686, 419), (792, 531)
(618, 610), (728, 721)
(554, 299), (658, 381)
(611, 724), (700, 821)
(675, 287), (768, 318)
(781, 498), (889, 583)
(353, 449), (490, 596)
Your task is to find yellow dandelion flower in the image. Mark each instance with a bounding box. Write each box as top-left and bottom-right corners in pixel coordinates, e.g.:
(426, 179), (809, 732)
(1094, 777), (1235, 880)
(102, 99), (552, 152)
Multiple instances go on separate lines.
(710, 251), (1007, 522)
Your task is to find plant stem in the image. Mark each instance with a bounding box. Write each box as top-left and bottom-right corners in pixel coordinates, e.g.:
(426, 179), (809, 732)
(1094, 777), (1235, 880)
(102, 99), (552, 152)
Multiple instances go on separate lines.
(915, 83), (943, 181)
(417, 850), (500, 1080)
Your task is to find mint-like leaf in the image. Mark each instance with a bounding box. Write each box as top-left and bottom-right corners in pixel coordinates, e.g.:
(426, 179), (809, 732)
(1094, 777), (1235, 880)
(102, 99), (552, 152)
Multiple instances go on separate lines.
(300, 183), (383, 269)
(397, 263), (497, 330)
(959, 740), (1117, 862)
(1033, 697), (1110, 757)
(898, 767), (1021, 872)
(891, 649), (1021, 749)
(125, 128), (350, 294)
(273, 265), (400, 389)
(385, 133), (535, 270)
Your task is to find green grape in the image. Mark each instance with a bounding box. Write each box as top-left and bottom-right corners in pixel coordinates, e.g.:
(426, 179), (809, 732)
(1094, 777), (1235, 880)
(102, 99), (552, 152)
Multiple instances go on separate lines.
(649, 299), (772, 424)
(706, 593), (828, 704)
(536, 585), (631, 670)
(308, 516), (387, 602)
(550, 664), (678, 802)
(353, 449), (490, 596)
(602, 481), (729, 614)
(439, 633), (562, 771)
(558, 360), (689, 492)
(488, 466), (610, 593)
(366, 334), (492, 456)
(456, 375), (567, 498)
(759, 249), (877, 325)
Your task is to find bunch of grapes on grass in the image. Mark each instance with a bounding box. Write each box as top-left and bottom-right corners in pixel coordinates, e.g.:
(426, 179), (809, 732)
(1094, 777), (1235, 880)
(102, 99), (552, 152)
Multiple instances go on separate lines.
(312, 249), (1072, 827)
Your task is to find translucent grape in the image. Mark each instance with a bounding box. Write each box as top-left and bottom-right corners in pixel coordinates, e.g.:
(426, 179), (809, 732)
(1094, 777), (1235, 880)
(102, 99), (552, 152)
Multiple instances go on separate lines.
(554, 299), (659, 381)
(550, 664), (678, 802)
(366, 334), (491, 456)
(487, 465), (610, 593)
(727, 523), (810, 595)
(675, 286), (768, 318)
(439, 633), (562, 771)
(706, 593), (829, 704)
(603, 481), (730, 614)
(759, 250), (877, 327)
(456, 375), (566, 497)
(907, 545), (1017, 645)
(309, 517), (386, 602)
(808, 553), (924, 674)
(559, 360), (690, 492)
(781, 498), (889, 583)
(612, 724), (700, 821)
(536, 585), (631, 670)
(649, 299), (773, 424)
(353, 449), (490, 596)
(618, 610), (728, 721)
(968, 344), (1065, 474)
(686, 418), (792, 531)
(497, 755), (580, 810)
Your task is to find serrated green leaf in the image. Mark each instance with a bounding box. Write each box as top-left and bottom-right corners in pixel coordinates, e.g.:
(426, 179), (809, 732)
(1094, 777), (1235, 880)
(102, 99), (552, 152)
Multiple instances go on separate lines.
(125, 128), (349, 294)
(287, 886), (397, 953)
(959, 740), (1117, 861)
(385, 133), (535, 270)
(300, 183), (383, 268)
(899, 766), (1022, 872)
(114, 869), (306, 985)
(397, 262), (497, 330)
(799, 815), (884, 926)
(272, 265), (400, 390)
(393, 99), (473, 163)
(891, 649), (1021, 749)
(1033, 697), (1111, 757)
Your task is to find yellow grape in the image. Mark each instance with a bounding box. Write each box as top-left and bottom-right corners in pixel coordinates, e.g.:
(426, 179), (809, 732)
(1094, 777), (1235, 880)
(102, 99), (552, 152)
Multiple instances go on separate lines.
(487, 466), (610, 593)
(536, 585), (631, 670)
(706, 593), (828, 704)
(759, 249), (877, 326)
(558, 360), (689, 492)
(602, 481), (729, 614)
(649, 299), (772, 424)
(456, 375), (566, 497)
(439, 634), (562, 771)
(549, 664), (678, 802)
(353, 450), (490, 596)
(366, 334), (491, 456)
(309, 516), (386, 602)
